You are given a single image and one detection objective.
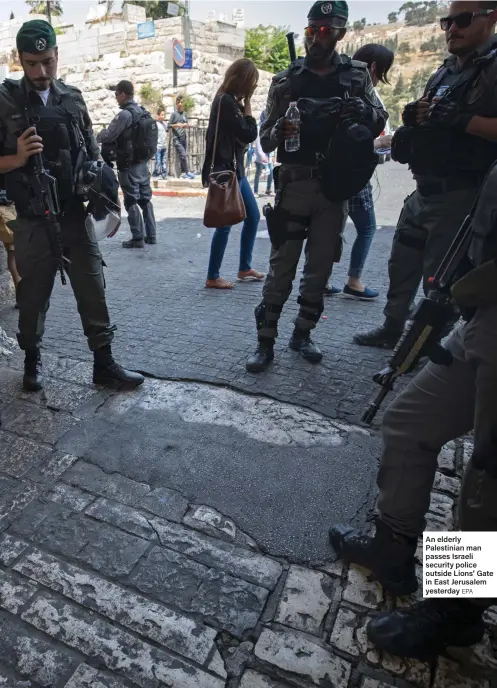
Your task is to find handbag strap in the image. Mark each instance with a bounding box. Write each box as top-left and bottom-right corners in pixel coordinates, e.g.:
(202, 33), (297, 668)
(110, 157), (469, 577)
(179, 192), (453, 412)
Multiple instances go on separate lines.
(210, 94), (237, 173)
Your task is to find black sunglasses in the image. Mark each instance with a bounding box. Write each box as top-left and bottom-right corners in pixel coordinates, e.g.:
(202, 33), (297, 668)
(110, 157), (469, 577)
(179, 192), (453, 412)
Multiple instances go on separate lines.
(440, 9), (492, 31)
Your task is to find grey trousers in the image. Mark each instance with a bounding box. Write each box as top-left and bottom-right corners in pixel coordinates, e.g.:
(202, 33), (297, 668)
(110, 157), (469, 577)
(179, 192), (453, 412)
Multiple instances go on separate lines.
(118, 163), (156, 242)
(260, 177), (347, 338)
(384, 187), (479, 324)
(378, 304), (497, 535)
(13, 204), (114, 352)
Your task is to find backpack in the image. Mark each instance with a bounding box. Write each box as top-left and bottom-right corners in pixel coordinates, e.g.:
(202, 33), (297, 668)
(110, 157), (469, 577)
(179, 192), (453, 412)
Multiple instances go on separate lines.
(129, 106), (158, 163)
(319, 118), (378, 202)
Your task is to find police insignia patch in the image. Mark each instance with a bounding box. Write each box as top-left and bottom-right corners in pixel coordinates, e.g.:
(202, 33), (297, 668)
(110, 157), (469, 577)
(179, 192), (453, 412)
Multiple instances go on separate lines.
(321, 3), (333, 14)
(35, 37), (47, 51)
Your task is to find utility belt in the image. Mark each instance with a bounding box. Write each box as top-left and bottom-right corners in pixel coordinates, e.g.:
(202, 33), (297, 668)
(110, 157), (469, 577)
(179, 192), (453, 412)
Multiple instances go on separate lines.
(416, 176), (484, 197)
(278, 165), (320, 186)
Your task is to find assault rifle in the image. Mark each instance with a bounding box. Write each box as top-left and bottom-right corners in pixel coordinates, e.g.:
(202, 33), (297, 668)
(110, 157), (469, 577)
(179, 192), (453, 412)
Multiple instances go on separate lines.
(28, 137), (67, 286)
(286, 32), (297, 63)
(362, 211), (475, 425)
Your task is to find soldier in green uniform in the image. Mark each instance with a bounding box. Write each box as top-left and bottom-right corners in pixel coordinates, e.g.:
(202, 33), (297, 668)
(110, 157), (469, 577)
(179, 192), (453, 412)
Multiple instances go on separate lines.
(246, 1), (386, 373)
(355, 0), (497, 349)
(0, 20), (144, 391)
(329, 158), (497, 661)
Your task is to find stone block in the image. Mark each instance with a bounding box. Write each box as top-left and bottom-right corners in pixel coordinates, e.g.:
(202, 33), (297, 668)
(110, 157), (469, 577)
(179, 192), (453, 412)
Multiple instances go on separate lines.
(183, 504), (256, 548)
(136, 486), (188, 522)
(192, 568), (268, 637)
(329, 606), (361, 657)
(275, 566), (334, 635)
(22, 593), (225, 688)
(29, 453), (79, 484)
(63, 461), (150, 505)
(151, 518), (282, 589)
(128, 545), (208, 610)
(0, 612), (76, 687)
(239, 670), (291, 687)
(361, 679), (396, 688)
(15, 549), (220, 670)
(254, 626), (351, 687)
(433, 472), (460, 498)
(438, 442), (456, 474)
(0, 533), (28, 566)
(0, 401), (77, 445)
(343, 565), (383, 609)
(0, 431), (50, 478)
(13, 507), (149, 577)
(65, 664), (127, 687)
(86, 498), (157, 540)
(47, 483), (95, 512)
(0, 480), (45, 532)
(0, 569), (38, 614)
(433, 656), (490, 688)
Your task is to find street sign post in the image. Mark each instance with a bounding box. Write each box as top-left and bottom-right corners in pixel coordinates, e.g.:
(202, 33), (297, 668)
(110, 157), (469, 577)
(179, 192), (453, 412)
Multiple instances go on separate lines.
(172, 39), (186, 67)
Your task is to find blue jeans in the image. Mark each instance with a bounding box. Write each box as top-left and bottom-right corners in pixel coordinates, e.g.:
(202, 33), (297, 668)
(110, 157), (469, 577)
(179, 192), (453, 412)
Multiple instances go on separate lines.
(253, 162), (273, 194)
(207, 176), (261, 279)
(347, 205), (377, 278)
(153, 148), (167, 178)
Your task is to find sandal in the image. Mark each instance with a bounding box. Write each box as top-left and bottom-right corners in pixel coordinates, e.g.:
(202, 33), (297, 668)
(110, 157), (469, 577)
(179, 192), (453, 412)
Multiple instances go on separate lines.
(205, 277), (235, 289)
(237, 269), (265, 282)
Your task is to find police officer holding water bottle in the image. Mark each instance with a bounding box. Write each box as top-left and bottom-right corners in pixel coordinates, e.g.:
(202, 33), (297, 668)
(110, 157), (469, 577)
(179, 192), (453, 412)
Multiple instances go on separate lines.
(246, 0), (386, 373)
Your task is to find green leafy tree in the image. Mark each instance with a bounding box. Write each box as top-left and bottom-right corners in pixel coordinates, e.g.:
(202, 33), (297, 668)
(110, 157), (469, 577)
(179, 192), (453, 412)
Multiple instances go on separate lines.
(9, 11), (14, 19)
(352, 20), (364, 31)
(245, 25), (291, 74)
(388, 11), (398, 23)
(123, 1), (185, 20)
(398, 1), (447, 27)
(26, 1), (63, 17)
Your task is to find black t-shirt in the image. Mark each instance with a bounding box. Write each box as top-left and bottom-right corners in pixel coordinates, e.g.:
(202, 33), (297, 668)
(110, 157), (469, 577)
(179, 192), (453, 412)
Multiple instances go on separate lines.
(169, 110), (188, 141)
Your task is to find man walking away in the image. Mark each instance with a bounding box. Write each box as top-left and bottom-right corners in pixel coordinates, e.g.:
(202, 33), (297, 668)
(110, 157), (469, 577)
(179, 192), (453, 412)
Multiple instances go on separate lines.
(154, 109), (168, 179)
(98, 80), (157, 248)
(169, 95), (194, 179)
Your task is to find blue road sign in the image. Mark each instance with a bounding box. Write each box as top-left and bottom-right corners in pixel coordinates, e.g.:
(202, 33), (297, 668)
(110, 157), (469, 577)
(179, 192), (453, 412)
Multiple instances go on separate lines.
(178, 48), (192, 70)
(173, 39), (185, 67)
(137, 21), (155, 39)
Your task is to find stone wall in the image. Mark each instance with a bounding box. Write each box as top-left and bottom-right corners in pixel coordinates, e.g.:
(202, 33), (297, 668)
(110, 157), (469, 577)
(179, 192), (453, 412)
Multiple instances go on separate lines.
(0, 15), (274, 125)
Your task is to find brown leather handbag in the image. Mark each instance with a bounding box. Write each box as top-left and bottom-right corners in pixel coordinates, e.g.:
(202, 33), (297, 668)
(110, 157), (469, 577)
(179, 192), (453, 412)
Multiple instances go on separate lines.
(203, 95), (246, 228)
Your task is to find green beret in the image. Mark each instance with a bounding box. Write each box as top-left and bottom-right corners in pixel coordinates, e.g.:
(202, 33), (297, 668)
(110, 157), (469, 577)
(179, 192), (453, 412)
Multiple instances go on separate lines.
(307, 1), (349, 22)
(16, 20), (56, 53)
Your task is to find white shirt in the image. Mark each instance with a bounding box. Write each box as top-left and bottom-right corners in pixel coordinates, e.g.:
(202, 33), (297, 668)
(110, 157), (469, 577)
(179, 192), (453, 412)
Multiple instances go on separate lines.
(37, 88), (50, 106)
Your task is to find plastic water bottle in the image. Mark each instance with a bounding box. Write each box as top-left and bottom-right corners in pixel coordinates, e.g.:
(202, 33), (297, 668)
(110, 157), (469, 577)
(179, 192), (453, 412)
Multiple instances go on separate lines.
(285, 101), (300, 153)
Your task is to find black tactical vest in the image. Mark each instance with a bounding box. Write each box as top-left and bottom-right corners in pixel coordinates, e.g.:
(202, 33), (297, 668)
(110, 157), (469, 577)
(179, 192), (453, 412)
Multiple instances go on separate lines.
(3, 80), (86, 209)
(114, 102), (141, 168)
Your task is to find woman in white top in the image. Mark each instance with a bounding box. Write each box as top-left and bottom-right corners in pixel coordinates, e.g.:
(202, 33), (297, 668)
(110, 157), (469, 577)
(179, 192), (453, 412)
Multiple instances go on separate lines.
(326, 43), (395, 301)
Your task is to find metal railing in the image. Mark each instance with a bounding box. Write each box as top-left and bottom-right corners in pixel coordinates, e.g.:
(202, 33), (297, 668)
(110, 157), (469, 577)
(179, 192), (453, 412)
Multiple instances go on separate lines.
(94, 119), (209, 178)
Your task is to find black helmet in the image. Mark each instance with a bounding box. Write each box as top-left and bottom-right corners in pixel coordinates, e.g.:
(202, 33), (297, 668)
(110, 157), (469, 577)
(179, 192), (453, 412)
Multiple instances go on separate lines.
(77, 161), (121, 241)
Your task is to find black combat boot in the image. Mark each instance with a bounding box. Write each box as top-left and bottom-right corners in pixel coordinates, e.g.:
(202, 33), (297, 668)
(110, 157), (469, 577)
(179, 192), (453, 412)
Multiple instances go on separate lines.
(353, 317), (404, 348)
(23, 349), (43, 392)
(289, 327), (322, 362)
(122, 239), (144, 249)
(329, 519), (418, 597)
(144, 237), (157, 245)
(367, 599), (486, 660)
(246, 338), (274, 373)
(93, 345), (145, 388)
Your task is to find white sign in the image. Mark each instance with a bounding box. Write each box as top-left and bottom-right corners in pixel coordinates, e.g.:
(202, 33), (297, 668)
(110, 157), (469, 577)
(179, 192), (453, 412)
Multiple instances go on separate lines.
(167, 2), (180, 17)
(122, 3), (147, 23)
(423, 532), (497, 598)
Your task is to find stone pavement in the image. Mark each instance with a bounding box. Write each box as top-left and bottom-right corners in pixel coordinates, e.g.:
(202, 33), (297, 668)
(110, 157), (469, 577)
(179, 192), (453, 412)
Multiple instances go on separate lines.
(0, 163), (415, 425)
(0, 345), (495, 688)
(0, 161), (496, 686)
